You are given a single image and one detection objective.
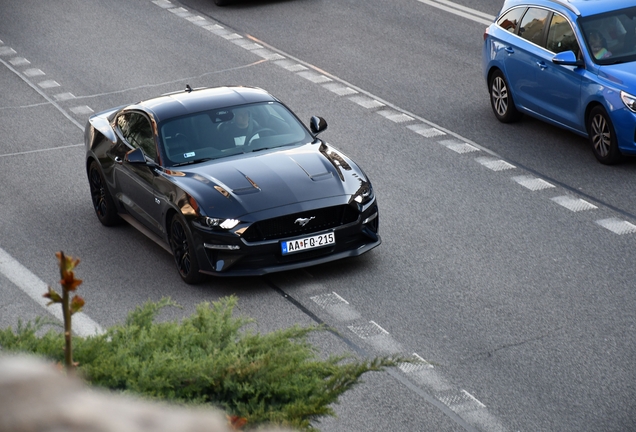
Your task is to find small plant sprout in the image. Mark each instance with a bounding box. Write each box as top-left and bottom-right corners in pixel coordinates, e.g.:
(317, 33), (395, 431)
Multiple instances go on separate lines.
(43, 251), (85, 372)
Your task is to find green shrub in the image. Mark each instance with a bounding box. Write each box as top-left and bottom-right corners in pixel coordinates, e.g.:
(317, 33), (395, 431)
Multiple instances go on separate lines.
(0, 296), (399, 430)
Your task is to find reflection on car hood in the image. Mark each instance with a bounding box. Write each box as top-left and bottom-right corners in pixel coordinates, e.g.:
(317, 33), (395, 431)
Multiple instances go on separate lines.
(598, 62), (636, 92)
(172, 143), (367, 217)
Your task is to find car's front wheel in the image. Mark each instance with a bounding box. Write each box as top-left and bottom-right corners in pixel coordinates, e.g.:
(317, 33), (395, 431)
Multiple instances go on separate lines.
(489, 70), (522, 123)
(587, 106), (622, 165)
(88, 161), (120, 226)
(169, 214), (203, 284)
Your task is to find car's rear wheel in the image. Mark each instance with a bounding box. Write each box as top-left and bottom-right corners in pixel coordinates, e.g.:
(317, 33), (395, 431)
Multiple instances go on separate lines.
(169, 214), (203, 284)
(587, 106), (622, 165)
(489, 70), (522, 123)
(88, 161), (120, 226)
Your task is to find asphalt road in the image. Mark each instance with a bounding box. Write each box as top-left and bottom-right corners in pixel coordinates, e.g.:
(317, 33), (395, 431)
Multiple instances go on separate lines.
(0, 0), (635, 431)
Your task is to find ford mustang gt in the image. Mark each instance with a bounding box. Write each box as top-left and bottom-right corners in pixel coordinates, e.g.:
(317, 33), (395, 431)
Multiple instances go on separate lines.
(84, 86), (380, 283)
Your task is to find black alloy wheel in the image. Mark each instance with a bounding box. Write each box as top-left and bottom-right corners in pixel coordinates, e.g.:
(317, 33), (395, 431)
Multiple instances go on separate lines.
(169, 215), (203, 284)
(587, 106), (622, 165)
(88, 161), (120, 226)
(489, 70), (522, 123)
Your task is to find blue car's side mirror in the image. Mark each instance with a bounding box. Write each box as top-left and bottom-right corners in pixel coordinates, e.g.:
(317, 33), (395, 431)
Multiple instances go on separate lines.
(552, 50), (583, 67)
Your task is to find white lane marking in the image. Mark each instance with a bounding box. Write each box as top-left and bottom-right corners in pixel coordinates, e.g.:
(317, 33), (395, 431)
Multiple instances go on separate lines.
(0, 143), (82, 158)
(348, 321), (389, 338)
(513, 175), (555, 191)
(408, 123), (446, 138)
(551, 195), (598, 212)
(310, 292), (361, 321)
(38, 79), (60, 89)
(475, 157), (516, 171)
(54, 92), (76, 101)
(596, 218), (636, 235)
(70, 105), (94, 115)
(23, 68), (44, 77)
(297, 70), (332, 83)
(0, 247), (103, 337)
(377, 109), (414, 123)
(9, 57), (30, 66)
(311, 292), (349, 307)
(439, 139), (480, 154)
(152, 0), (174, 8)
(417, 0), (495, 26)
(348, 95), (385, 109)
(0, 46), (17, 56)
(322, 82), (358, 96)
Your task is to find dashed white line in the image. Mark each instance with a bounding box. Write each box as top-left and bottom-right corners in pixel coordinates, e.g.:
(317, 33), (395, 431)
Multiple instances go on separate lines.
(475, 157), (516, 171)
(596, 218), (636, 234)
(551, 195), (598, 212)
(513, 175), (555, 191)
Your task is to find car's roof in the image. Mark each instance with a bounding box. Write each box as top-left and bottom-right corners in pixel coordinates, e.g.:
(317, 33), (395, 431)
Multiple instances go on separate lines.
(129, 86), (278, 123)
(499, 0), (632, 18)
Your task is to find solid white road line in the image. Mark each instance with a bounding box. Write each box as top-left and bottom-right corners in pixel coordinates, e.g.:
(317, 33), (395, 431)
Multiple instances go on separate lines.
(0, 247), (103, 337)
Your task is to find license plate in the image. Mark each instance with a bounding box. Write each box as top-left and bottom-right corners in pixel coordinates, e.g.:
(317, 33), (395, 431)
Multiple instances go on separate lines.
(281, 232), (335, 255)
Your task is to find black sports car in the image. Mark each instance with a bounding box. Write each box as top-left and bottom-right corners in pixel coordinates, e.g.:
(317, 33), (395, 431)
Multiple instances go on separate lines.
(85, 86), (380, 283)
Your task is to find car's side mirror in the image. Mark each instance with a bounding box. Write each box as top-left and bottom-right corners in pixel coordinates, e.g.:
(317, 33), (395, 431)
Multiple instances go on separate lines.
(552, 50), (583, 67)
(125, 147), (158, 169)
(310, 116), (328, 136)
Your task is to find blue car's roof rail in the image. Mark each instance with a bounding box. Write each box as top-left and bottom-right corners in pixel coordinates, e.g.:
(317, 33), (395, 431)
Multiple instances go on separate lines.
(548, 0), (580, 15)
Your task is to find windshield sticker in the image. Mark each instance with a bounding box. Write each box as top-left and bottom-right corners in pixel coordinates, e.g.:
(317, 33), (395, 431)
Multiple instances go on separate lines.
(184, 152), (196, 158)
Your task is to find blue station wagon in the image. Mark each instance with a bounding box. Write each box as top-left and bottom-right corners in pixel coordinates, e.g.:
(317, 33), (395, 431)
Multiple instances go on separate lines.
(483, 0), (636, 164)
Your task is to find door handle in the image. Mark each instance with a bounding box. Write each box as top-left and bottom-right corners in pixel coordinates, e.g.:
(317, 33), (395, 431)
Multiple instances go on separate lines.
(504, 46), (514, 54)
(536, 61), (547, 69)
(114, 156), (123, 164)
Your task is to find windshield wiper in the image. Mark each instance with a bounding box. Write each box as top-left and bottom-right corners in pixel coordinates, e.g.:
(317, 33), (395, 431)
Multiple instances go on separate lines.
(173, 158), (212, 167)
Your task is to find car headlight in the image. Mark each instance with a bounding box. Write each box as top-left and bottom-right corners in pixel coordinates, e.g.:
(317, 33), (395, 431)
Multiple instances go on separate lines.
(354, 182), (374, 204)
(202, 217), (240, 230)
(621, 91), (636, 113)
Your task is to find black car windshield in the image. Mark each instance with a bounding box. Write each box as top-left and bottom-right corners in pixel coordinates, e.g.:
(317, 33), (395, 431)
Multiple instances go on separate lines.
(160, 101), (313, 166)
(579, 6), (636, 65)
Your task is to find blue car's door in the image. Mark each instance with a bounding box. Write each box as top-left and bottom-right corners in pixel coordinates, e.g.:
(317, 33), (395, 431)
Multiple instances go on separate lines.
(531, 13), (584, 131)
(502, 7), (552, 114)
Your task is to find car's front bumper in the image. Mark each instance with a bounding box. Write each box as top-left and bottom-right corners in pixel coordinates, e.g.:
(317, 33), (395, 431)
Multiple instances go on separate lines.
(190, 202), (381, 277)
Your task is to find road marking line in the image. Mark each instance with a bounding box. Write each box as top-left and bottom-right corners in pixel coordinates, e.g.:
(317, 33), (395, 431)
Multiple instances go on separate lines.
(439, 139), (480, 154)
(596, 218), (636, 235)
(417, 0), (495, 26)
(475, 157), (516, 171)
(0, 247), (103, 337)
(513, 175), (555, 191)
(551, 195), (598, 212)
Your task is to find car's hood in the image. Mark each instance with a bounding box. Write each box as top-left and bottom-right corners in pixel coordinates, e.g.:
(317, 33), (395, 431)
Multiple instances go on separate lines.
(598, 62), (636, 93)
(171, 143), (368, 218)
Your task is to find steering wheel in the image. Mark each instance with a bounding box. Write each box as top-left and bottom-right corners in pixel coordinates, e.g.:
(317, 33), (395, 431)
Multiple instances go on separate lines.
(248, 128), (276, 145)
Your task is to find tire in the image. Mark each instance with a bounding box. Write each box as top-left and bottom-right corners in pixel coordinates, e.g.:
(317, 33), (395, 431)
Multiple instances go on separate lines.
(169, 214), (204, 284)
(88, 161), (120, 227)
(489, 70), (522, 123)
(587, 105), (622, 165)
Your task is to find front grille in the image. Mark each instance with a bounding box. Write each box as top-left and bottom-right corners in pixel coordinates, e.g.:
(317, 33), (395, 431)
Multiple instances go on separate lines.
(242, 204), (359, 242)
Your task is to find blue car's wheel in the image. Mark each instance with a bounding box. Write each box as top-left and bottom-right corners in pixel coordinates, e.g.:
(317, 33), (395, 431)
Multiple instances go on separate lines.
(489, 70), (522, 123)
(169, 214), (203, 284)
(588, 106), (622, 165)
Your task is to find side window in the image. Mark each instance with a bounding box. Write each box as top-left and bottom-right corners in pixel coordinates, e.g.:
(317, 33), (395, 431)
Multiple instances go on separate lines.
(518, 7), (551, 46)
(117, 113), (157, 160)
(546, 13), (579, 56)
(497, 7), (526, 33)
